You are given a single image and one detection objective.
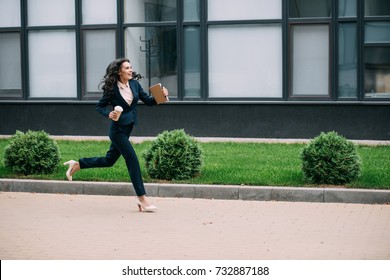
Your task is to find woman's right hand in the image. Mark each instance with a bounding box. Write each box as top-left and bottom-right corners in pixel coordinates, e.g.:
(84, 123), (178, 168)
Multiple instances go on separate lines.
(109, 111), (118, 120)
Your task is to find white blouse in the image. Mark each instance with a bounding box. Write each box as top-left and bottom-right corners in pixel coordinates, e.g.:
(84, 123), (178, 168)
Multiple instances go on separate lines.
(117, 81), (134, 105)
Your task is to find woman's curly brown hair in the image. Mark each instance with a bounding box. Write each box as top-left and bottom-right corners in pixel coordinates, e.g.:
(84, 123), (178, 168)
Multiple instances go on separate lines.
(99, 58), (143, 95)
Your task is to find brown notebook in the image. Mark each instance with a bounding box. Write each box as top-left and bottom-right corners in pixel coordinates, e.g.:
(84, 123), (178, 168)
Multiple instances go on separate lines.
(149, 83), (168, 104)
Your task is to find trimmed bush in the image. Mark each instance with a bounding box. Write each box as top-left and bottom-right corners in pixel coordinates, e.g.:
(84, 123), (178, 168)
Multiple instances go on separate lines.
(143, 129), (203, 180)
(4, 130), (61, 175)
(301, 131), (361, 185)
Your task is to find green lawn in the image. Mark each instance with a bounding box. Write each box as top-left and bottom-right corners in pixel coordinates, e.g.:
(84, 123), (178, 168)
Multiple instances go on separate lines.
(0, 139), (389, 189)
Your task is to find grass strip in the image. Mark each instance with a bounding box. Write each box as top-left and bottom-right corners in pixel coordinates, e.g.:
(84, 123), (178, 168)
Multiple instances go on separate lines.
(0, 139), (389, 189)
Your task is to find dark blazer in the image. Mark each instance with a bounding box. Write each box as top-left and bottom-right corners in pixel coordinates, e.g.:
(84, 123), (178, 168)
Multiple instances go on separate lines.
(96, 79), (157, 126)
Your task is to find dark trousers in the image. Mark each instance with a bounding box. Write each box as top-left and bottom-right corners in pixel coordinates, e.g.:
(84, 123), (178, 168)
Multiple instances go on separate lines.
(79, 122), (146, 196)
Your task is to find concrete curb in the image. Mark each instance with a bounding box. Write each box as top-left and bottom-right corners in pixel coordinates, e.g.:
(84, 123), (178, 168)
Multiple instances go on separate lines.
(1, 179), (389, 205)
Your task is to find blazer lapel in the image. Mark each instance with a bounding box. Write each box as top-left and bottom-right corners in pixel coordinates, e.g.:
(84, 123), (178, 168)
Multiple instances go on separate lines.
(129, 80), (139, 105)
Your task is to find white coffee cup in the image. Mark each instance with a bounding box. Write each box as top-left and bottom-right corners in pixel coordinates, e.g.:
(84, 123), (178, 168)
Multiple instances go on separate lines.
(113, 106), (123, 121)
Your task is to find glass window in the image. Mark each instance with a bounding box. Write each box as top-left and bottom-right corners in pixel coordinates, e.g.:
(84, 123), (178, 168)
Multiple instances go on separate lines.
(28, 30), (77, 98)
(291, 25), (329, 96)
(0, 33), (22, 97)
(0, 0), (20, 27)
(83, 30), (116, 95)
(184, 26), (201, 98)
(339, 23), (357, 98)
(289, 0), (331, 18)
(184, 0), (200, 21)
(125, 27), (177, 97)
(339, 0), (357, 17)
(365, 47), (390, 98)
(28, 0), (75, 26)
(208, 0), (281, 20)
(82, 0), (117, 24)
(124, 0), (176, 23)
(208, 24), (283, 98)
(365, 22), (390, 43)
(365, 0), (390, 16)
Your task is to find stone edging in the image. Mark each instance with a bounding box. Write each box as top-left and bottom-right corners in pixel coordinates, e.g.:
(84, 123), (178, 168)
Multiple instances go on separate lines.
(1, 179), (390, 205)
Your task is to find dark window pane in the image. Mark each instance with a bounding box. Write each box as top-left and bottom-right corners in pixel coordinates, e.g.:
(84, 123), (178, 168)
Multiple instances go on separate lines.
(339, 23), (357, 98)
(339, 0), (357, 17)
(365, 22), (390, 43)
(125, 27), (177, 97)
(124, 0), (176, 23)
(289, 0), (331, 18)
(184, 26), (201, 98)
(365, 47), (390, 98)
(184, 0), (200, 21)
(365, 0), (390, 16)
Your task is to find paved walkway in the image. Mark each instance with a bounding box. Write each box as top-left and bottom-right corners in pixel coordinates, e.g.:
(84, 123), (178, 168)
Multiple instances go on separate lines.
(1, 191), (389, 260)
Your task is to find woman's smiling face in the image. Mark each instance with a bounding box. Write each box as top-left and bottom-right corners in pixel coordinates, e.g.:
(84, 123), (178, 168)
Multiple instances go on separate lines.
(118, 61), (133, 83)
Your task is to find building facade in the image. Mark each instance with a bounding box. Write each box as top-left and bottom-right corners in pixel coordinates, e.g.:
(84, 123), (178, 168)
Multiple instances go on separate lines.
(0, 0), (389, 139)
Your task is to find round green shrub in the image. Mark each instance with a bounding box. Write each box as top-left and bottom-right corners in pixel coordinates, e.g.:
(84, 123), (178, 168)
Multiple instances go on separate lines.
(4, 130), (61, 175)
(143, 129), (203, 180)
(300, 131), (361, 185)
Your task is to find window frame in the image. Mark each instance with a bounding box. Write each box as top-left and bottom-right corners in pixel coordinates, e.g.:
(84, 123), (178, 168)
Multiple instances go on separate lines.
(336, 0), (359, 101)
(362, 0), (390, 100)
